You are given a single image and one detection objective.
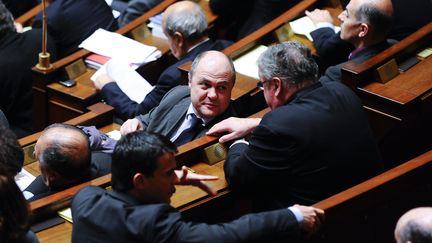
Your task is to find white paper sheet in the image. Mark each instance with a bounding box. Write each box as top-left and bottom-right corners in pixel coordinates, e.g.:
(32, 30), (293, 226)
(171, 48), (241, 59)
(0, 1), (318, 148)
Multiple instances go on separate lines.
(233, 45), (268, 80)
(92, 59), (154, 103)
(79, 28), (161, 65)
(15, 168), (36, 191)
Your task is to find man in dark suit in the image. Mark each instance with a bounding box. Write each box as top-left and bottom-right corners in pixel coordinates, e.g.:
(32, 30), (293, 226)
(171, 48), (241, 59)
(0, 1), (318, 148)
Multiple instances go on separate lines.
(71, 130), (324, 242)
(311, 0), (394, 83)
(0, 2), (57, 138)
(207, 42), (382, 210)
(306, 0), (430, 71)
(120, 51), (236, 147)
(32, 0), (118, 58)
(94, 0), (232, 120)
(116, 0), (162, 27)
(23, 124), (111, 201)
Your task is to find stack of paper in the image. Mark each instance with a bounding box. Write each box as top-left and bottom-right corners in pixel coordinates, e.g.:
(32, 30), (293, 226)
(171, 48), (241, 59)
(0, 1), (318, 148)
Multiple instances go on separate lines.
(79, 28), (161, 67)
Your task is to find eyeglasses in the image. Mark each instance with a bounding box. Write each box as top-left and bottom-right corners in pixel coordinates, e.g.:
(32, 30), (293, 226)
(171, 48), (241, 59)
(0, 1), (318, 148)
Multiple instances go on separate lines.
(256, 80), (268, 90)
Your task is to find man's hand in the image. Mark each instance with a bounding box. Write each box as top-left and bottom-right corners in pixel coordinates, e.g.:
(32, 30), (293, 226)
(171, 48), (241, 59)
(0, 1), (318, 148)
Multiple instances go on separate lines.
(206, 117), (261, 143)
(293, 204), (325, 234)
(305, 9), (333, 26)
(175, 166), (219, 195)
(94, 73), (115, 90)
(120, 118), (144, 135)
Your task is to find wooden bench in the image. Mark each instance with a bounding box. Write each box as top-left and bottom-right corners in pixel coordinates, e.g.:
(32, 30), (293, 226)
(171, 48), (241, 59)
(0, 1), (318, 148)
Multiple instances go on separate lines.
(308, 149), (432, 243)
(340, 22), (432, 167)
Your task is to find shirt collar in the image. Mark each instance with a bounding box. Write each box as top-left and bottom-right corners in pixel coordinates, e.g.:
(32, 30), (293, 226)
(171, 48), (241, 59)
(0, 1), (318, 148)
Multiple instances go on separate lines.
(187, 104), (212, 125)
(187, 38), (209, 53)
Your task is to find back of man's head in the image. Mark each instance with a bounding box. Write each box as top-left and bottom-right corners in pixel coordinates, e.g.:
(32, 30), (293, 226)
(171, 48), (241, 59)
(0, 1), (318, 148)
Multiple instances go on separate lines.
(163, 0), (207, 43)
(0, 1), (15, 36)
(0, 125), (24, 176)
(258, 41), (319, 88)
(395, 207), (432, 243)
(355, 0), (393, 40)
(111, 131), (176, 192)
(36, 124), (91, 186)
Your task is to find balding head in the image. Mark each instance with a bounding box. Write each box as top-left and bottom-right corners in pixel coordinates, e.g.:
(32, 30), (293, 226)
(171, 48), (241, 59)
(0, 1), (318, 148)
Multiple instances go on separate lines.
(339, 0), (393, 47)
(162, 0), (208, 58)
(395, 207), (432, 243)
(35, 124), (91, 188)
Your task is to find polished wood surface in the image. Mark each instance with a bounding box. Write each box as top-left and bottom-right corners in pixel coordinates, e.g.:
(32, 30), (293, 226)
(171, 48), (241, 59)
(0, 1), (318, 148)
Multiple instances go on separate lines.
(309, 150), (432, 243)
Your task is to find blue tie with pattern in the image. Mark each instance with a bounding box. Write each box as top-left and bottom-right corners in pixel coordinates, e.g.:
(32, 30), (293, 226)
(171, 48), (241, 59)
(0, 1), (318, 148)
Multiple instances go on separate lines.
(173, 114), (203, 146)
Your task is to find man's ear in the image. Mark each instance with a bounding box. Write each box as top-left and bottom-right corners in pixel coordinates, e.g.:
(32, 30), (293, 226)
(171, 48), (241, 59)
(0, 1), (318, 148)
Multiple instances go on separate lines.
(358, 23), (369, 38)
(132, 173), (148, 190)
(272, 77), (283, 97)
(172, 31), (184, 48)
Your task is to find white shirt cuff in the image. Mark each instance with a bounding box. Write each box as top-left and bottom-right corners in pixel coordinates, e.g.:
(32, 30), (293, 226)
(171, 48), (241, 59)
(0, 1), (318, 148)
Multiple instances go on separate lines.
(229, 139), (249, 148)
(315, 22), (335, 30)
(288, 206), (304, 225)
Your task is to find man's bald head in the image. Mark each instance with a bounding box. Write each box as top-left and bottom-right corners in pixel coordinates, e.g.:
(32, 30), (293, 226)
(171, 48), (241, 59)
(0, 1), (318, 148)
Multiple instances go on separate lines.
(395, 207), (432, 243)
(35, 124), (91, 187)
(339, 0), (393, 47)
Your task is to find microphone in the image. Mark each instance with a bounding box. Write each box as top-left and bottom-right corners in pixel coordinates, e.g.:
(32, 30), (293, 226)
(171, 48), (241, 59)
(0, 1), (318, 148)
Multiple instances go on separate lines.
(35, 0), (53, 71)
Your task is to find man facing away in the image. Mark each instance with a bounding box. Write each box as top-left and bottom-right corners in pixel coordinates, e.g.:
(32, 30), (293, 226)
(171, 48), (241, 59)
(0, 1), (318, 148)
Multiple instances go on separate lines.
(120, 50), (237, 147)
(395, 207), (432, 243)
(23, 124), (111, 200)
(207, 41), (382, 210)
(72, 131), (324, 242)
(95, 0), (232, 120)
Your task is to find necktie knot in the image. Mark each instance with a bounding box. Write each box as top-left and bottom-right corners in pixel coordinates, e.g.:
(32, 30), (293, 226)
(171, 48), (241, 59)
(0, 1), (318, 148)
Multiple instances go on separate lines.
(173, 114), (203, 146)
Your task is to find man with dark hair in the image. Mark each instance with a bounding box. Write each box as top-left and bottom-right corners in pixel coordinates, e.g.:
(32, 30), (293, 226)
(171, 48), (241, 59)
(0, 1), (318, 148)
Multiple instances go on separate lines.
(208, 41), (382, 210)
(0, 2), (57, 138)
(395, 207), (432, 243)
(94, 0), (232, 120)
(0, 125), (24, 176)
(119, 50), (236, 147)
(72, 130), (324, 242)
(23, 124), (111, 200)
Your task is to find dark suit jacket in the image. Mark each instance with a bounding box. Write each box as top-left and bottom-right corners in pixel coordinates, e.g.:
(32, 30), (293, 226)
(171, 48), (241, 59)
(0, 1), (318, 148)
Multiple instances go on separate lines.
(33, 0), (118, 58)
(136, 85), (236, 142)
(24, 152), (111, 201)
(100, 39), (232, 120)
(318, 41), (391, 84)
(210, 0), (300, 40)
(72, 186), (301, 242)
(117, 0), (162, 27)
(225, 81), (382, 209)
(0, 29), (57, 138)
(310, 0), (432, 68)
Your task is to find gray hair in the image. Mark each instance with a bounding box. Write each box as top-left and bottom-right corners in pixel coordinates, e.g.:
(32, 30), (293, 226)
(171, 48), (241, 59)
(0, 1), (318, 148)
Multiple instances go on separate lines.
(0, 1), (16, 36)
(164, 1), (207, 42)
(257, 41), (319, 87)
(398, 219), (432, 243)
(355, 3), (393, 39)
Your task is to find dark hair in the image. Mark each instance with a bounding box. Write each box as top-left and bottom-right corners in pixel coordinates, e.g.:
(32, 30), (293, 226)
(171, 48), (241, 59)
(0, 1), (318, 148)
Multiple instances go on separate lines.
(111, 131), (177, 192)
(0, 125), (24, 176)
(257, 41), (319, 87)
(399, 219), (432, 243)
(0, 167), (30, 242)
(39, 124), (91, 180)
(0, 1), (16, 37)
(355, 3), (393, 39)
